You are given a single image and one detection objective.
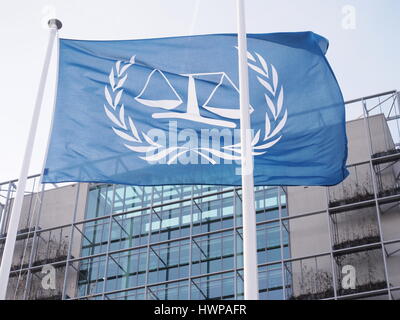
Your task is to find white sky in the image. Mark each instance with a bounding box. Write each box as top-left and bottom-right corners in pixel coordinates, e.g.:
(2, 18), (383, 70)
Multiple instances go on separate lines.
(0, 0), (399, 183)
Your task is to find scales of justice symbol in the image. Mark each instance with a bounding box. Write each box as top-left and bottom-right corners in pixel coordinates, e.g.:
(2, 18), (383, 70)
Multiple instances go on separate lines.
(134, 70), (254, 129)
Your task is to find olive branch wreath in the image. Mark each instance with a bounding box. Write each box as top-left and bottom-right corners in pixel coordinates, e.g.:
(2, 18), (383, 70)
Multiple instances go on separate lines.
(103, 52), (287, 164)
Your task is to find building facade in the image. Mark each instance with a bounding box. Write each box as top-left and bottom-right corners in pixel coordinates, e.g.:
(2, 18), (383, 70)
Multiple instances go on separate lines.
(0, 90), (399, 300)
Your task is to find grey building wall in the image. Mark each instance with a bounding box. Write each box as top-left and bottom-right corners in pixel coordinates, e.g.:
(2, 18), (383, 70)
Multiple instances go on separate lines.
(288, 114), (400, 299)
(2, 183), (88, 299)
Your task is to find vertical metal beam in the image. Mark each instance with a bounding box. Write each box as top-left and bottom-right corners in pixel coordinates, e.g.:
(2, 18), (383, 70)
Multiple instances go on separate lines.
(61, 183), (82, 300)
(325, 188), (338, 299)
(144, 186), (155, 299)
(278, 187), (286, 300)
(13, 176), (37, 299)
(233, 187), (238, 299)
(187, 186), (194, 299)
(362, 100), (392, 300)
(0, 203), (4, 235)
(23, 182), (46, 299)
(0, 182), (12, 235)
(101, 184), (117, 298)
(282, 187), (293, 298)
(396, 91), (400, 115)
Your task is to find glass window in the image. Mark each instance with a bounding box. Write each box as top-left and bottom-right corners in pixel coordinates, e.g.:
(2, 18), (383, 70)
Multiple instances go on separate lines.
(79, 183), (289, 300)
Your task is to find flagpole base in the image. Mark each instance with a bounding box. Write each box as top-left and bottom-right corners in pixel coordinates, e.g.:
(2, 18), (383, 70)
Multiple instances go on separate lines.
(48, 19), (62, 30)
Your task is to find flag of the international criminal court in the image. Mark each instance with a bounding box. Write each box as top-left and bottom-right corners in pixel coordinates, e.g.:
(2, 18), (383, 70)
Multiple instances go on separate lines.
(42, 32), (348, 186)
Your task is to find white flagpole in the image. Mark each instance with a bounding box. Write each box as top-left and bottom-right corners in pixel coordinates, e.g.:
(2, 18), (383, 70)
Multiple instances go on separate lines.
(236, 0), (259, 300)
(0, 19), (62, 300)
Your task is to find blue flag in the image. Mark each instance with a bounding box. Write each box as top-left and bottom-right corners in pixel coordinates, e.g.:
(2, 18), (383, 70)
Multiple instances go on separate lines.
(42, 32), (348, 186)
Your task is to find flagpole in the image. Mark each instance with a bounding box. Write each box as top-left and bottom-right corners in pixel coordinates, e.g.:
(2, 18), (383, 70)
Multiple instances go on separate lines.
(0, 19), (62, 300)
(236, 0), (259, 300)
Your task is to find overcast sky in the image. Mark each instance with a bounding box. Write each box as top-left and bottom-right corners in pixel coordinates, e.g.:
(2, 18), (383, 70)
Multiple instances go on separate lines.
(0, 0), (399, 183)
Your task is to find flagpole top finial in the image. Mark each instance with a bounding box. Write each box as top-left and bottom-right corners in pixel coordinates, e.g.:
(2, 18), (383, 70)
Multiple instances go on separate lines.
(48, 19), (62, 30)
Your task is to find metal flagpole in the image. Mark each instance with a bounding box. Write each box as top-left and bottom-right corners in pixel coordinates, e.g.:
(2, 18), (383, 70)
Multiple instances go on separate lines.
(0, 19), (62, 300)
(236, 0), (259, 300)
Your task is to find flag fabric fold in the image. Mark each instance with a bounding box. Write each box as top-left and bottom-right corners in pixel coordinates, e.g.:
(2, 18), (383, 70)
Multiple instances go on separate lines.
(42, 31), (348, 186)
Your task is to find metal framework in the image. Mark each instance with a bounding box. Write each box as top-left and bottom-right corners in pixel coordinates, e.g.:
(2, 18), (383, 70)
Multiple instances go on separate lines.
(0, 90), (399, 300)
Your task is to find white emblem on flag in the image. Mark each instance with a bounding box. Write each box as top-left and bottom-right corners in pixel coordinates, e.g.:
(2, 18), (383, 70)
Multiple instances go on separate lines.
(135, 71), (255, 129)
(103, 51), (287, 164)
